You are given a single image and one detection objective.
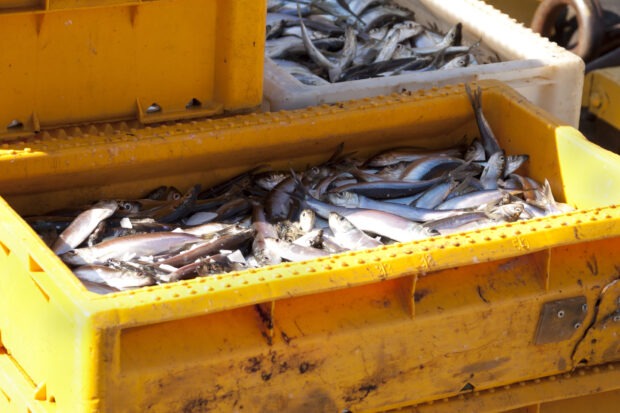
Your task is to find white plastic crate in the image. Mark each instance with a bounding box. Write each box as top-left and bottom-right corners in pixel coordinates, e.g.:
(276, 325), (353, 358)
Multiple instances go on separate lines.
(263, 0), (584, 127)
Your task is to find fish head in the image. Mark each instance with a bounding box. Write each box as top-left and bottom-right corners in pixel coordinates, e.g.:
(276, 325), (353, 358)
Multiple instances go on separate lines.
(326, 191), (357, 207)
(489, 150), (506, 169)
(505, 154), (529, 174)
(255, 171), (288, 191)
(422, 226), (440, 237)
(118, 200), (141, 213)
(378, 161), (408, 178)
(166, 187), (182, 201)
(328, 212), (355, 232)
(503, 203), (524, 220)
(445, 22), (463, 45)
(299, 209), (316, 233)
(305, 166), (322, 179)
(61, 250), (88, 266)
(450, 54), (469, 68)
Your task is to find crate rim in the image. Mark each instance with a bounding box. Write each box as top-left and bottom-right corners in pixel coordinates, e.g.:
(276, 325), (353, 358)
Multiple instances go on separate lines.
(1, 81), (619, 329)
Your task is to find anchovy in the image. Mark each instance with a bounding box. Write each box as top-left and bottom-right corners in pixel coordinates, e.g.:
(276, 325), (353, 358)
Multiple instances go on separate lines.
(465, 84), (502, 157)
(159, 229), (254, 268)
(436, 189), (514, 210)
(424, 212), (488, 234)
(73, 265), (155, 290)
(328, 212), (382, 249)
(413, 180), (459, 209)
(413, 23), (461, 54)
(264, 238), (330, 261)
(52, 200), (118, 255)
(299, 7), (357, 82)
(360, 6), (411, 30)
(440, 53), (469, 70)
(327, 191), (463, 221)
(266, 176), (298, 221)
(486, 203), (524, 222)
(374, 28), (401, 62)
(399, 156), (466, 181)
(366, 147), (463, 167)
(299, 192), (435, 242)
(274, 59), (331, 86)
(330, 177), (443, 199)
(479, 151), (505, 190)
(252, 204), (282, 266)
(465, 139), (485, 162)
(61, 232), (202, 266)
(504, 155), (529, 177)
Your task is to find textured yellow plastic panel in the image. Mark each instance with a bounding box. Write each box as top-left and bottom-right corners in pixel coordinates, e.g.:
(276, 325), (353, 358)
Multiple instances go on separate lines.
(0, 0), (266, 138)
(0, 82), (618, 412)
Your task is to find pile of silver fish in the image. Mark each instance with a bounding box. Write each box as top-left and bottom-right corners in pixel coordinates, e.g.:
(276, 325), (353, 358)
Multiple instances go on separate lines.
(267, 0), (484, 85)
(28, 85), (571, 294)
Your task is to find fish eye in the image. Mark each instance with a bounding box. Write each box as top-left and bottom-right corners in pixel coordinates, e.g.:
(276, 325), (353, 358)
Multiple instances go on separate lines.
(173, 193), (181, 200)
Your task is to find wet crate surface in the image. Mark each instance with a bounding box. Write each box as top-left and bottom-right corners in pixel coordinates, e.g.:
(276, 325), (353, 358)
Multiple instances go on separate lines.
(0, 82), (619, 412)
(264, 0), (584, 127)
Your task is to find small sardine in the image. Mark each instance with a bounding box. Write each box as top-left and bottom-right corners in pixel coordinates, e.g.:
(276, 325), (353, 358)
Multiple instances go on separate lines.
(73, 265), (155, 290)
(465, 84), (502, 157)
(479, 151), (505, 190)
(264, 238), (330, 262)
(365, 147), (462, 167)
(331, 177), (442, 199)
(52, 200), (118, 255)
(61, 232), (202, 266)
(328, 212), (382, 249)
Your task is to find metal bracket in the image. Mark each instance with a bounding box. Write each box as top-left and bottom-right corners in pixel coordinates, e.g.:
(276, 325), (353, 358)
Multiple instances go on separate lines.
(534, 296), (588, 345)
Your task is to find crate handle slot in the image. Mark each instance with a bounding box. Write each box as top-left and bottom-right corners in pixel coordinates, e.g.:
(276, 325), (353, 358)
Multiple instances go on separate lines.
(6, 120), (23, 130)
(145, 103), (162, 114)
(186, 98), (202, 109)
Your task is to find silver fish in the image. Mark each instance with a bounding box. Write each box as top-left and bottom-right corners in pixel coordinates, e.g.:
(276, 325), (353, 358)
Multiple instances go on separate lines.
(479, 151), (505, 190)
(328, 212), (382, 249)
(465, 84), (502, 157)
(465, 139), (485, 162)
(327, 191), (463, 222)
(264, 237), (330, 261)
(366, 147), (462, 167)
(301, 193), (435, 242)
(374, 28), (400, 63)
(413, 180), (459, 209)
(299, 7), (357, 82)
(52, 199), (118, 255)
(436, 189), (512, 210)
(61, 232), (202, 266)
(73, 265), (155, 290)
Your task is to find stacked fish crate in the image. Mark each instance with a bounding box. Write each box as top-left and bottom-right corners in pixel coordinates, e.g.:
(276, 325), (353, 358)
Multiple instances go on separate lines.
(0, 1), (619, 413)
(263, 0), (584, 126)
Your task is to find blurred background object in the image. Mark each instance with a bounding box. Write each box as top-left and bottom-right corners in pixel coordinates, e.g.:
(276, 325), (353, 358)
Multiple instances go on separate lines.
(487, 0), (619, 153)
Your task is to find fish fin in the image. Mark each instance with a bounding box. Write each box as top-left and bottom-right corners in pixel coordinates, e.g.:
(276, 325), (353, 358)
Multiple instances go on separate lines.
(464, 82), (479, 111)
(542, 179), (558, 208)
(326, 142), (344, 164)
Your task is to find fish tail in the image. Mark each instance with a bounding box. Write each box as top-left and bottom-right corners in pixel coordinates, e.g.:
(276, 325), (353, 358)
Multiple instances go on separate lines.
(464, 82), (478, 109)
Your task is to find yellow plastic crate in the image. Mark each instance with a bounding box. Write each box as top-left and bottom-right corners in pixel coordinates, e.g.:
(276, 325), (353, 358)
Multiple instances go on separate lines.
(0, 81), (619, 412)
(0, 0), (267, 139)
